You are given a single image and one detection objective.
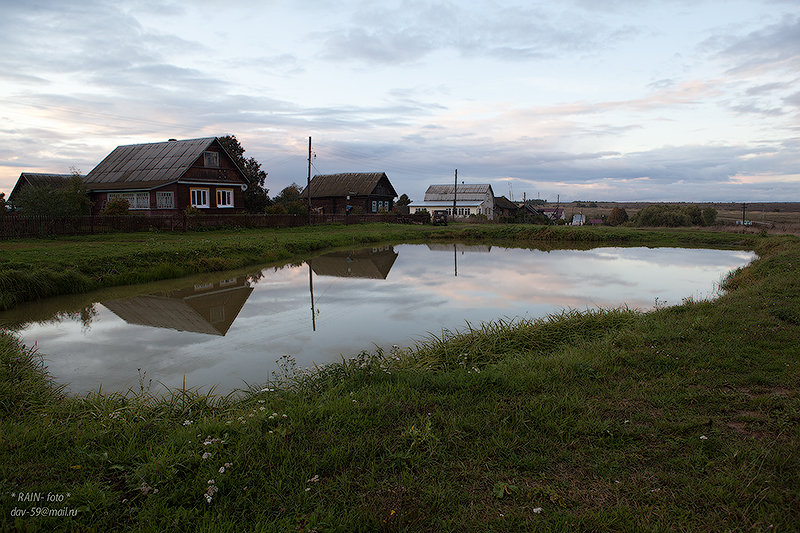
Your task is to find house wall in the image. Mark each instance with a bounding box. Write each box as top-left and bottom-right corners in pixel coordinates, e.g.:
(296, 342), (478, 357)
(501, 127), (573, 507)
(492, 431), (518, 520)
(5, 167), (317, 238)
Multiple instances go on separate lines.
(90, 183), (245, 215)
(311, 195), (394, 215)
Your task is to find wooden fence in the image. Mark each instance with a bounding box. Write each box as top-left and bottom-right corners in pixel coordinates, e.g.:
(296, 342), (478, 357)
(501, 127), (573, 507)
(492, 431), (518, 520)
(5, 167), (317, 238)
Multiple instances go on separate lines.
(0, 213), (429, 239)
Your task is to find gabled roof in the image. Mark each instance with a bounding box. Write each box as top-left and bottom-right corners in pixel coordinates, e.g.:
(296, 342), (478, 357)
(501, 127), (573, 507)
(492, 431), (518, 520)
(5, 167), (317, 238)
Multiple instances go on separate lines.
(493, 196), (518, 210)
(301, 172), (396, 198)
(83, 137), (246, 191)
(8, 173), (77, 203)
(424, 184), (494, 201)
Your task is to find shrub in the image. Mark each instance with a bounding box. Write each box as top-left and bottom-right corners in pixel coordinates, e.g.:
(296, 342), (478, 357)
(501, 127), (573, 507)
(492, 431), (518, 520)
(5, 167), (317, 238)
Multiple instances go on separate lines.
(265, 204), (288, 215)
(701, 207), (717, 226)
(633, 204), (691, 227)
(100, 197), (130, 216)
(607, 207), (629, 226)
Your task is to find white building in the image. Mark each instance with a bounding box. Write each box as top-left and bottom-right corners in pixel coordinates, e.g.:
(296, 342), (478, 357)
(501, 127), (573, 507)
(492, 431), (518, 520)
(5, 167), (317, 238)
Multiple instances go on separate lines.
(408, 184), (495, 220)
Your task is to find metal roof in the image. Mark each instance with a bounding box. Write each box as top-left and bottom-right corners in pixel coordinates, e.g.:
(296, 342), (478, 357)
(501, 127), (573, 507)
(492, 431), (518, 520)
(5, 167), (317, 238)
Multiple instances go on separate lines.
(408, 201), (483, 208)
(424, 183), (494, 201)
(8, 173), (78, 203)
(83, 137), (221, 189)
(301, 172), (396, 198)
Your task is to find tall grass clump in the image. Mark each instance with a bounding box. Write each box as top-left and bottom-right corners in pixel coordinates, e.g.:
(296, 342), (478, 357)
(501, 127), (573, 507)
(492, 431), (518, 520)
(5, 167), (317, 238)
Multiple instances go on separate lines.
(400, 308), (639, 371)
(0, 332), (65, 417)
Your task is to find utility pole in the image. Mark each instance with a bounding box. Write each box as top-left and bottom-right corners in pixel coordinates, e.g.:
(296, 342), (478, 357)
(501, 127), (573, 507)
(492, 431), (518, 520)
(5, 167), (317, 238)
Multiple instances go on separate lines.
(307, 137), (312, 225)
(453, 169), (457, 219)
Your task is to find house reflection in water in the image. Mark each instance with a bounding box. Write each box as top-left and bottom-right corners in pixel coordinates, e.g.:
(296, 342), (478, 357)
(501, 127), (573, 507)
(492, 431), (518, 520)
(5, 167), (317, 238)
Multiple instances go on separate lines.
(102, 277), (254, 336)
(310, 246), (398, 279)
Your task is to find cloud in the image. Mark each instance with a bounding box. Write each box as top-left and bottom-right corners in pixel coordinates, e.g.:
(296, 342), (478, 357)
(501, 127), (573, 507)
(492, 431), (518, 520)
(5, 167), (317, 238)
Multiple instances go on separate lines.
(710, 14), (800, 75)
(316, 0), (640, 65)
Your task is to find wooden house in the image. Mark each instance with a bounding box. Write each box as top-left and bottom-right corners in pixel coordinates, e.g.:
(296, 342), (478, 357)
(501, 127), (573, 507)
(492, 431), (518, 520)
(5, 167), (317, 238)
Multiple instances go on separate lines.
(493, 195), (519, 219)
(300, 172), (397, 215)
(7, 173), (77, 209)
(83, 137), (249, 215)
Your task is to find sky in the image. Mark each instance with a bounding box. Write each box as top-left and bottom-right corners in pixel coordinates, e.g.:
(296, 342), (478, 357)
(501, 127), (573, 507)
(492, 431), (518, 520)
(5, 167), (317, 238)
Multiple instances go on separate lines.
(1, 0), (798, 203)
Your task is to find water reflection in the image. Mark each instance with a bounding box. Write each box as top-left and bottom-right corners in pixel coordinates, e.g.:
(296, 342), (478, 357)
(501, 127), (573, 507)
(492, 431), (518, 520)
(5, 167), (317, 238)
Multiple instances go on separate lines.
(310, 246), (398, 279)
(0, 245), (755, 395)
(103, 276), (253, 336)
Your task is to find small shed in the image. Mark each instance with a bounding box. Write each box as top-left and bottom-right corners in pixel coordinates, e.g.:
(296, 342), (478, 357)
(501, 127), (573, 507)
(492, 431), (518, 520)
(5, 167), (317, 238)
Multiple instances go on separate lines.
(300, 172), (397, 214)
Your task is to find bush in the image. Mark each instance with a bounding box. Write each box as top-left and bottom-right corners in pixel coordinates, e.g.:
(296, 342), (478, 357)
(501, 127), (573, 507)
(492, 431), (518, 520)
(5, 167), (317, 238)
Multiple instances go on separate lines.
(607, 207), (629, 226)
(701, 207), (717, 226)
(265, 204), (288, 215)
(100, 197), (130, 216)
(633, 205), (691, 227)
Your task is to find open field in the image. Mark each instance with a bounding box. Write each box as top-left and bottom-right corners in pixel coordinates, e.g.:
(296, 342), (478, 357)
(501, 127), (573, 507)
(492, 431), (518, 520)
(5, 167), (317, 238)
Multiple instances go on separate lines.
(1, 225), (798, 530)
(565, 202), (800, 235)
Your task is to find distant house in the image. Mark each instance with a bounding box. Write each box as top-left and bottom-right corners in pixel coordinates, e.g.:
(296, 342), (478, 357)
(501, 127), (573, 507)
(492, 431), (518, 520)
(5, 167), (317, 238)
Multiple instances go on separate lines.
(300, 172), (397, 215)
(538, 207), (565, 222)
(409, 184), (495, 220)
(493, 196), (518, 219)
(7, 172), (78, 209)
(571, 214), (586, 226)
(588, 218), (604, 225)
(82, 137), (249, 215)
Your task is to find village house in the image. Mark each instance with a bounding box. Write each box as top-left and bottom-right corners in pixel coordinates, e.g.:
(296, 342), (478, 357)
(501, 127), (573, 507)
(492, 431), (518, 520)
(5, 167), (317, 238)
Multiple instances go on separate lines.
(299, 172), (397, 214)
(7, 172), (78, 209)
(493, 195), (519, 220)
(409, 183), (495, 220)
(82, 137), (249, 215)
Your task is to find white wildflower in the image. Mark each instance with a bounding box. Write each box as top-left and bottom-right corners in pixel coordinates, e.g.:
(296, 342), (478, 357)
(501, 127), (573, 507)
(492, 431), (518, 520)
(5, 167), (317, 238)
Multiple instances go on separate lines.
(533, 507), (543, 514)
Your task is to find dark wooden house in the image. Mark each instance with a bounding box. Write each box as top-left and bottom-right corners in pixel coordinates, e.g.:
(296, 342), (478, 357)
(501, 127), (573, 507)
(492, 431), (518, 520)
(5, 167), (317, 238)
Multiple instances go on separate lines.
(83, 137), (249, 215)
(7, 173), (77, 209)
(300, 172), (397, 215)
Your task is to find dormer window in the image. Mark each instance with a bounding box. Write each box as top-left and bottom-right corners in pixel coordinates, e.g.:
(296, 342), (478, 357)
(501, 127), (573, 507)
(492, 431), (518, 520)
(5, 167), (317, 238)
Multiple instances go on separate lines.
(203, 151), (219, 168)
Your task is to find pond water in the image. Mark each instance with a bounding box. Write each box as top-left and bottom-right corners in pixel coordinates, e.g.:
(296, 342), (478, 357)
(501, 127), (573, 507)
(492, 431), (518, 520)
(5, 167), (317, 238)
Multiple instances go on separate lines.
(0, 244), (755, 395)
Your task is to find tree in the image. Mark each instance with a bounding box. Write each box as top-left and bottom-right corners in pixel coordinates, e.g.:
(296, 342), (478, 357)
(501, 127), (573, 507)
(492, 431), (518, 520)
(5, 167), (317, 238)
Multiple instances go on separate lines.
(217, 135), (270, 213)
(606, 207), (629, 226)
(272, 183), (306, 215)
(0, 192), (7, 216)
(701, 207), (717, 226)
(396, 194), (411, 207)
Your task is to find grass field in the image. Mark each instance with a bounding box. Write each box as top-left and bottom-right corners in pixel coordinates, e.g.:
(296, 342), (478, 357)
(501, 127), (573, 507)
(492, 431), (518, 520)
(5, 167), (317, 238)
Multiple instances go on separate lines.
(1, 224), (798, 530)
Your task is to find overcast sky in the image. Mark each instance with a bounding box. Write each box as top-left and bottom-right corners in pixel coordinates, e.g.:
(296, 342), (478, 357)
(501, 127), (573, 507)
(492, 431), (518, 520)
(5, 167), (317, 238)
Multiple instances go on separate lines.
(1, 0), (798, 203)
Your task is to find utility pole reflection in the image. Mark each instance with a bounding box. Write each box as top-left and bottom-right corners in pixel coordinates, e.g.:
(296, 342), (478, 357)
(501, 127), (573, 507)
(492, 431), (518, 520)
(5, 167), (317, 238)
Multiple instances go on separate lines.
(308, 262), (316, 331)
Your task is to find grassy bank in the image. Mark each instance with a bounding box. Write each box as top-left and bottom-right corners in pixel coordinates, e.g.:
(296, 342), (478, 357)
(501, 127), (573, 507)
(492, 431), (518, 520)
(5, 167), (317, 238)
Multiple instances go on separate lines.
(0, 223), (762, 311)
(0, 229), (797, 530)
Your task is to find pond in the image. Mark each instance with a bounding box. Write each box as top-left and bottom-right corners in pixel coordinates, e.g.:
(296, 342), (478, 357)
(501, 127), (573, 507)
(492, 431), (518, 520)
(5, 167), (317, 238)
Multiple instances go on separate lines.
(0, 244), (755, 395)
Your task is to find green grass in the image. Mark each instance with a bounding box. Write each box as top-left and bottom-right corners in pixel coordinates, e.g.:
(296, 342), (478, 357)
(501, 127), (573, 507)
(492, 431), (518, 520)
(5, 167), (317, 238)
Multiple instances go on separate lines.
(1, 226), (798, 530)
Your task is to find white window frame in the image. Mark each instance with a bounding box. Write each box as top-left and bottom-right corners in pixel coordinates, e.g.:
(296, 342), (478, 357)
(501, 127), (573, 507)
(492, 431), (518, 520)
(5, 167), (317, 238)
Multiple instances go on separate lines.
(216, 188), (234, 208)
(107, 191), (150, 210)
(203, 151), (219, 168)
(372, 200), (377, 212)
(190, 188), (209, 208)
(156, 191), (174, 209)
